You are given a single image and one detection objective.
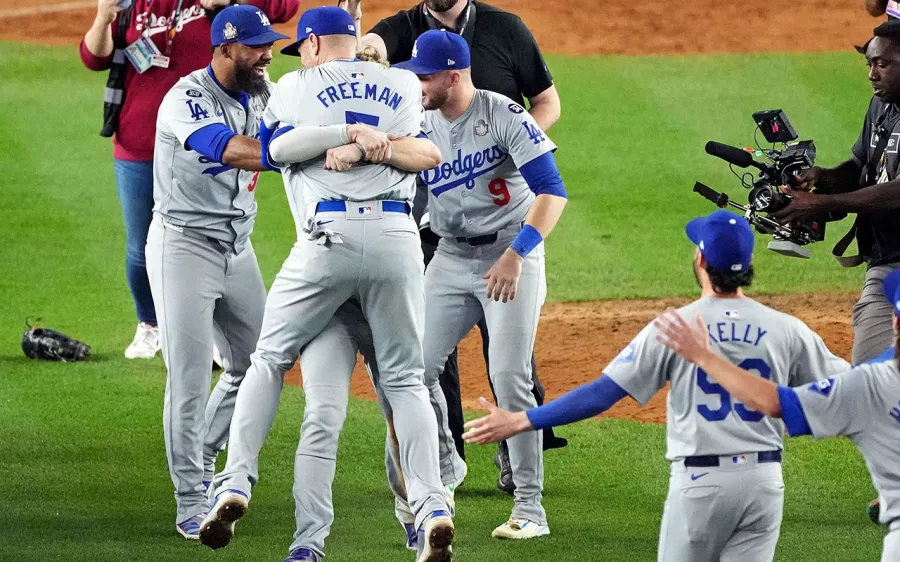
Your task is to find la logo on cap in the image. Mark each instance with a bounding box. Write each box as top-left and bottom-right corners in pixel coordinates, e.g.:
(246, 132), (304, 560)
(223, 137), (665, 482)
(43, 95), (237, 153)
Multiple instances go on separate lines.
(412, 43), (418, 58)
(223, 22), (238, 40)
(256, 11), (271, 26)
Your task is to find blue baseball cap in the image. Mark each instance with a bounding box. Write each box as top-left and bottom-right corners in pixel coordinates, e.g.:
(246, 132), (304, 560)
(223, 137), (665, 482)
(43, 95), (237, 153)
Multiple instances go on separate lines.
(394, 29), (471, 75)
(883, 269), (900, 314)
(685, 210), (755, 272)
(281, 7), (358, 57)
(211, 6), (289, 47)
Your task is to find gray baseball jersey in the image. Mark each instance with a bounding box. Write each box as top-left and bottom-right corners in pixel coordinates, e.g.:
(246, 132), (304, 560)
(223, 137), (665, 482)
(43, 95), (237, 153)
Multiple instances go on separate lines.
(419, 89), (557, 238)
(791, 361), (900, 526)
(604, 296), (850, 460)
(262, 61), (423, 224)
(154, 67), (270, 249)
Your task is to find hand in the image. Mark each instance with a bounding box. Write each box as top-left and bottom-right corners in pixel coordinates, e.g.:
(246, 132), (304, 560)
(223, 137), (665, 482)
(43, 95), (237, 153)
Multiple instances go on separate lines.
(792, 166), (824, 192)
(770, 187), (827, 224)
(653, 309), (712, 364)
(462, 397), (532, 444)
(347, 124), (391, 163)
(325, 144), (364, 171)
(483, 249), (523, 302)
(200, 0), (232, 9)
(96, 0), (123, 25)
(338, 0), (362, 20)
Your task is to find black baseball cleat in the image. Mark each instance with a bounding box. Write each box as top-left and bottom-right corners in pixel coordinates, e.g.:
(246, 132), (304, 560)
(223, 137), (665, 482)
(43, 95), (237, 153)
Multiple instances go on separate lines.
(494, 442), (515, 495)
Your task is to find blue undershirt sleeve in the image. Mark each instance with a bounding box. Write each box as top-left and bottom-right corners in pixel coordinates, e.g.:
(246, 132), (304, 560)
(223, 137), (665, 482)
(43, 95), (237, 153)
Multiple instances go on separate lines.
(185, 123), (236, 164)
(526, 376), (628, 430)
(777, 385), (812, 437)
(519, 152), (567, 198)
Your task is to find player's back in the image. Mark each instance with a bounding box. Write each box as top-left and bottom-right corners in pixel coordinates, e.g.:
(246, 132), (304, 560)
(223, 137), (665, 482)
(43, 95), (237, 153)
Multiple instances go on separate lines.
(268, 61), (423, 205)
(666, 296), (849, 459)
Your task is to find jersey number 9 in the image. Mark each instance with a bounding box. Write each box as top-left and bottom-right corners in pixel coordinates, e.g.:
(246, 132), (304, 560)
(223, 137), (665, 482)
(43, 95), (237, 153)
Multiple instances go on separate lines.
(697, 358), (772, 422)
(489, 178), (511, 206)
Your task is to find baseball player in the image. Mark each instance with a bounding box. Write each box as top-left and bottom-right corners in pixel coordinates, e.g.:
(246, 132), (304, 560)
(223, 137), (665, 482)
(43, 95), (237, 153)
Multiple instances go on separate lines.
(392, 30), (568, 540)
(655, 268), (900, 562)
(146, 6), (288, 539)
(463, 210), (851, 560)
(199, 8), (455, 561)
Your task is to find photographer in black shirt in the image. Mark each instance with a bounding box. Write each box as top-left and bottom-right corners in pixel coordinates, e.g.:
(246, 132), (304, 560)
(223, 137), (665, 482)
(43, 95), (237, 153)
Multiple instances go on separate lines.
(774, 21), (900, 365)
(338, 0), (565, 496)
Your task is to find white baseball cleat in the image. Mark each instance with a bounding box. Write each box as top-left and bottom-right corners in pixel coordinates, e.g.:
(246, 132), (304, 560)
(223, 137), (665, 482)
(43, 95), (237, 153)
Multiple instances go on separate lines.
(491, 518), (550, 540)
(124, 322), (160, 359)
(417, 511), (454, 562)
(199, 490), (248, 550)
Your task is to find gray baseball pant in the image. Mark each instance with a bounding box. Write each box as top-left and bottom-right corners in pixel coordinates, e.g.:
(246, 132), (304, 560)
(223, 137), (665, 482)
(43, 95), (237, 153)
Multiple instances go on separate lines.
(145, 217), (266, 524)
(852, 262), (900, 365)
(658, 459), (784, 562)
(212, 202), (449, 530)
(422, 227), (547, 525)
(883, 524), (900, 562)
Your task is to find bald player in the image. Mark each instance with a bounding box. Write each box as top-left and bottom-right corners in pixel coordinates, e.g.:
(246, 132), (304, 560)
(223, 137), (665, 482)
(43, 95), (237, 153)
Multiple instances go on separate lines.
(199, 8), (455, 561)
(463, 210), (850, 560)
(147, 6), (288, 539)
(394, 30), (568, 540)
(656, 267), (900, 562)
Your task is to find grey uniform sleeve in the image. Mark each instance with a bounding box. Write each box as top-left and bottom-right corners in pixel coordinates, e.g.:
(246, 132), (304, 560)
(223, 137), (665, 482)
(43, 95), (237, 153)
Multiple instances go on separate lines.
(602, 323), (671, 406)
(788, 320), (851, 385)
(387, 71), (426, 138)
(159, 87), (226, 147)
(793, 369), (873, 439)
(491, 95), (558, 168)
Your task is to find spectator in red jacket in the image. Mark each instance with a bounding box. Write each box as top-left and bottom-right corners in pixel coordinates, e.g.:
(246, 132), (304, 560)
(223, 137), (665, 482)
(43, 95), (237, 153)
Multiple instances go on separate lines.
(80, 0), (298, 360)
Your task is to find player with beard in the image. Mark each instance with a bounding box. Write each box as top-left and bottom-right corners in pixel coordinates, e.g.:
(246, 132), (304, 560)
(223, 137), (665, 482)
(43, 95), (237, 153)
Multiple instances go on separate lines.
(146, 5), (289, 540)
(339, 0), (566, 507)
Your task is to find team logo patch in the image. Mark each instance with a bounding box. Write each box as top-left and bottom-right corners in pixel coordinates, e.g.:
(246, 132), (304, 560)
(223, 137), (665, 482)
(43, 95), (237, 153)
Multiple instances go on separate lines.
(508, 103), (524, 114)
(186, 89), (202, 98)
(888, 133), (900, 154)
(358, 206), (373, 215)
(255, 10), (271, 26)
(474, 119), (489, 136)
(613, 343), (636, 365)
(724, 309), (740, 318)
(223, 22), (238, 40)
(807, 377), (835, 397)
(732, 455), (748, 465)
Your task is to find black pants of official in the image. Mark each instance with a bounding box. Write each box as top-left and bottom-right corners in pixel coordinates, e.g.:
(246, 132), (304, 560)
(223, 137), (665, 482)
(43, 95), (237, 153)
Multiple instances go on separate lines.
(422, 235), (565, 461)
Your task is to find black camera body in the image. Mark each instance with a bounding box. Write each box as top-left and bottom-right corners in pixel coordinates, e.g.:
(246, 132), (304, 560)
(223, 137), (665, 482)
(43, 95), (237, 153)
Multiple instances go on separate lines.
(697, 110), (839, 258)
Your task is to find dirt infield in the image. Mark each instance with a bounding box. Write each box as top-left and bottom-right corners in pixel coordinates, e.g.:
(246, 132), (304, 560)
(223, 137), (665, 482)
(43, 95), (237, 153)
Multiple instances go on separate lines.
(283, 292), (859, 425)
(11, 0), (869, 422)
(0, 0), (877, 54)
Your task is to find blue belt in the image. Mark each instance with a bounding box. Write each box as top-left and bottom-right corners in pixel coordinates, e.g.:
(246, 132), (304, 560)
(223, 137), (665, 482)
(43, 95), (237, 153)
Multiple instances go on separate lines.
(315, 200), (410, 214)
(684, 450), (782, 468)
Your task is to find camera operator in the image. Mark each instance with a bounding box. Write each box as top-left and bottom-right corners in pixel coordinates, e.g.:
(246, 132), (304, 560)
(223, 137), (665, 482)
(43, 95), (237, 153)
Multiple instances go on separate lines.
(773, 21), (900, 365)
(866, 0), (900, 20)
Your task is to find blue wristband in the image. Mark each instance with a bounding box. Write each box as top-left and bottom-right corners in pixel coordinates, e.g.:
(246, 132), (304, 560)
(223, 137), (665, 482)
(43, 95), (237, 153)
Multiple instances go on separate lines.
(510, 224), (543, 258)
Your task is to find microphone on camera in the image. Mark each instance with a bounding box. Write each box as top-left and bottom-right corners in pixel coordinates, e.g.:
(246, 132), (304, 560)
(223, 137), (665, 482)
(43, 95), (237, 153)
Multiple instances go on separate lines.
(705, 141), (764, 170)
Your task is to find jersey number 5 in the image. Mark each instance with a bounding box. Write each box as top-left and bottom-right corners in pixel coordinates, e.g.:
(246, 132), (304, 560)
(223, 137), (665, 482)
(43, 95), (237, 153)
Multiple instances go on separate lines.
(489, 178), (511, 206)
(696, 358), (771, 422)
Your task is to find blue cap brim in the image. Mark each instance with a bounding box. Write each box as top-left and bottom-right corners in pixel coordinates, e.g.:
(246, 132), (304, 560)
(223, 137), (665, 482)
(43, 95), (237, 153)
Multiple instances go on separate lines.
(393, 59), (445, 76)
(280, 39), (304, 56)
(685, 216), (706, 247)
(883, 268), (900, 314)
(241, 30), (290, 46)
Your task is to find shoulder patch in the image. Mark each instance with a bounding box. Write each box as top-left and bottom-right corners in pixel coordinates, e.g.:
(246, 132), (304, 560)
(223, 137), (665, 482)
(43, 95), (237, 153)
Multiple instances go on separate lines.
(474, 119), (490, 136)
(613, 343), (636, 366)
(186, 89), (203, 98)
(807, 377), (836, 397)
(508, 103), (524, 114)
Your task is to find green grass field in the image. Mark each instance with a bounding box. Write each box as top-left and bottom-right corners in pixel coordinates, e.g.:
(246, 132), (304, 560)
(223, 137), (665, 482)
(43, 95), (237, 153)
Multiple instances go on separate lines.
(0, 42), (888, 560)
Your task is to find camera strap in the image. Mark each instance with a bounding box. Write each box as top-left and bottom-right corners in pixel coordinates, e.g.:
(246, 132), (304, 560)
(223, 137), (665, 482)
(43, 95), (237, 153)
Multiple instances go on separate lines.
(832, 106), (900, 268)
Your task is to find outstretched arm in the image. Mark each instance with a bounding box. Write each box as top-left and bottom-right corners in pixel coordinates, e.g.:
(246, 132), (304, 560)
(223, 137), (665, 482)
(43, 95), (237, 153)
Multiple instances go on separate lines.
(325, 136), (442, 172)
(463, 376), (629, 444)
(654, 309), (783, 417)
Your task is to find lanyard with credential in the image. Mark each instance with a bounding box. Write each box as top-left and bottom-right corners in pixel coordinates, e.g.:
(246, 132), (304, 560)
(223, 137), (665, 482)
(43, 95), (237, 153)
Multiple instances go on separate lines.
(424, 2), (472, 35)
(141, 0), (186, 56)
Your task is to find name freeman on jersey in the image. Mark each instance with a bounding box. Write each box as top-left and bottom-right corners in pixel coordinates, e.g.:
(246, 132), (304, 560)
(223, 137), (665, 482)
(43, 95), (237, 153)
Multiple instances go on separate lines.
(420, 145), (509, 197)
(706, 321), (768, 347)
(315, 81), (403, 110)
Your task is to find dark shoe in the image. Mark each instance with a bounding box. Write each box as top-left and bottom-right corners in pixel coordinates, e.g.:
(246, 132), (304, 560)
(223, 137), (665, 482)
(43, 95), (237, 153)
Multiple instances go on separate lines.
(867, 498), (881, 525)
(494, 442), (515, 495)
(543, 435), (568, 451)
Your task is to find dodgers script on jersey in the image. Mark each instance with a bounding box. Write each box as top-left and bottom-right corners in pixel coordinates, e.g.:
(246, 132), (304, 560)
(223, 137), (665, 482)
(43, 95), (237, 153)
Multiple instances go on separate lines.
(262, 61), (423, 223)
(604, 297), (850, 460)
(420, 90), (557, 238)
(792, 361), (900, 525)
(154, 67), (269, 249)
